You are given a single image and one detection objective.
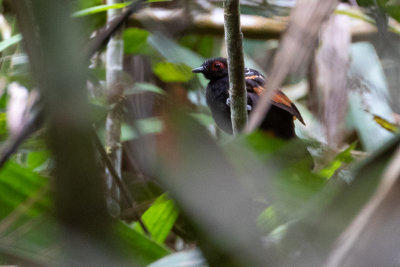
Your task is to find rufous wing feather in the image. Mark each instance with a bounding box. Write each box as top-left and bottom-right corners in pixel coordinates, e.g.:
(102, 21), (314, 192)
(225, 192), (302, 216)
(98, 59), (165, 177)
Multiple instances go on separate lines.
(245, 71), (305, 125)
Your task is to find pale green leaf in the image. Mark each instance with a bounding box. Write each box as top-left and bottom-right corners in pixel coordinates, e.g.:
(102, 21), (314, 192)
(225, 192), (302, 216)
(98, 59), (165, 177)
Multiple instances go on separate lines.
(153, 62), (193, 82)
(0, 34), (22, 53)
(133, 194), (179, 244)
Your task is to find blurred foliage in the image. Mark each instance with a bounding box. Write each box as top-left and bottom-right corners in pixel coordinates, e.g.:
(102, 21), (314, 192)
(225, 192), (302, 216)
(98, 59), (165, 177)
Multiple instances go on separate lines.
(124, 28), (153, 55)
(0, 0), (400, 266)
(153, 62), (193, 82)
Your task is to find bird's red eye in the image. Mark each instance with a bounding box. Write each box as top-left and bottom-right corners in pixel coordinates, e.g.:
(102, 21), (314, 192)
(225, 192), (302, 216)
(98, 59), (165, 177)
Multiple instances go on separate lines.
(212, 61), (224, 71)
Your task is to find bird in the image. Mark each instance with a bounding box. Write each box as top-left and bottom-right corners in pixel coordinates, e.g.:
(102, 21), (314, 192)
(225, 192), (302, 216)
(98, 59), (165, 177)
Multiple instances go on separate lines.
(192, 57), (305, 139)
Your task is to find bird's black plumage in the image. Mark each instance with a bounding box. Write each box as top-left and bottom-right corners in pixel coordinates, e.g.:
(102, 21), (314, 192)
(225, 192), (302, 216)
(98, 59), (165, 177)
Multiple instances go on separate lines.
(192, 57), (305, 139)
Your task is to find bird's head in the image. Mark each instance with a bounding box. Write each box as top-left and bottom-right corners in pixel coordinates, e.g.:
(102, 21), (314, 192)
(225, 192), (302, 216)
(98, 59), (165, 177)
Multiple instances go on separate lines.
(192, 57), (228, 81)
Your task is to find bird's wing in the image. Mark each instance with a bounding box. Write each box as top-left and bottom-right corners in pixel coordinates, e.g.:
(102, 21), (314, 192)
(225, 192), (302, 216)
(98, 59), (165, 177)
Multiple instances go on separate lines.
(245, 68), (305, 125)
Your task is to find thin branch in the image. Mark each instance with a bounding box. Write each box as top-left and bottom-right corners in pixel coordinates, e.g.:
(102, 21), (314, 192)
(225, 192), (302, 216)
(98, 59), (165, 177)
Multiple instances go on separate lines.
(224, 0), (247, 134)
(91, 127), (150, 235)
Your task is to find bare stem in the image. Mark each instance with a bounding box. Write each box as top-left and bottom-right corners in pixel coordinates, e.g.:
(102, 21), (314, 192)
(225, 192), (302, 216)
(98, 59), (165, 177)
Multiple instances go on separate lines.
(105, 0), (125, 217)
(224, 0), (247, 134)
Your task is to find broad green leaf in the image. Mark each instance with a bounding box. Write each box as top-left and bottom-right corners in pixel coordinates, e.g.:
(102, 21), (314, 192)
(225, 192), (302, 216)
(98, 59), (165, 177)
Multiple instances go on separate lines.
(117, 222), (170, 265)
(153, 62), (193, 82)
(0, 161), (50, 219)
(0, 161), (169, 265)
(124, 28), (154, 55)
(0, 34), (22, 53)
(26, 150), (50, 171)
(133, 194), (179, 244)
(0, 218), (170, 266)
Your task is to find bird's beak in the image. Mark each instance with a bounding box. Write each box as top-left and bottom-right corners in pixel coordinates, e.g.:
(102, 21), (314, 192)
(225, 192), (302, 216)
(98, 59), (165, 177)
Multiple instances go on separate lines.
(192, 66), (205, 73)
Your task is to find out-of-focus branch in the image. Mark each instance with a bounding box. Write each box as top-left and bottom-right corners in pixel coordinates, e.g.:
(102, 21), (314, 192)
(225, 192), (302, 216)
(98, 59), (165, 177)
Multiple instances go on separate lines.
(309, 10), (351, 148)
(127, 7), (380, 41)
(224, 0), (247, 134)
(105, 0), (125, 218)
(10, 0), (117, 263)
(246, 0), (339, 132)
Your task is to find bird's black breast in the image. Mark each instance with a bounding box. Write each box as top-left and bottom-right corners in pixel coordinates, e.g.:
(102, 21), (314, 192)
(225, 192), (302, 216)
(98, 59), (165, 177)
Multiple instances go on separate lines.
(205, 77), (233, 134)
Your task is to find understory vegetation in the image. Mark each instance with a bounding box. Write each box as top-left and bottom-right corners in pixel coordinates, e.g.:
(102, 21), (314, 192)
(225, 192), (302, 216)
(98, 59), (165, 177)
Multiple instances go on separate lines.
(0, 0), (400, 266)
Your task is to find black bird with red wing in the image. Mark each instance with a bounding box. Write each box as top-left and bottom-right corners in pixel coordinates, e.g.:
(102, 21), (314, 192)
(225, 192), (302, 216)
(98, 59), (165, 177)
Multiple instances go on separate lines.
(192, 57), (305, 139)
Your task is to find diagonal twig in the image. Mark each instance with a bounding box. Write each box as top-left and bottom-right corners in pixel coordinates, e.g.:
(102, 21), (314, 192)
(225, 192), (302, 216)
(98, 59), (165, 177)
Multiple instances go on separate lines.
(91, 127), (150, 235)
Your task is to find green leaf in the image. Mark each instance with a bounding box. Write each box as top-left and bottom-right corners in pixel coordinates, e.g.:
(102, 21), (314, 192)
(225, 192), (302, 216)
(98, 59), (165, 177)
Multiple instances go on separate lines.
(153, 62), (193, 82)
(0, 160), (169, 265)
(0, 34), (22, 53)
(117, 222), (170, 265)
(26, 150), (50, 171)
(133, 194), (179, 244)
(124, 28), (153, 55)
(72, 2), (130, 17)
(0, 161), (50, 219)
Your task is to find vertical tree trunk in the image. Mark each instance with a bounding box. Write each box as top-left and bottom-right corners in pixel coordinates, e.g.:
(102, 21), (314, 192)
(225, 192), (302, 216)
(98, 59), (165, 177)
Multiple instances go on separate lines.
(105, 0), (125, 217)
(224, 0), (247, 134)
